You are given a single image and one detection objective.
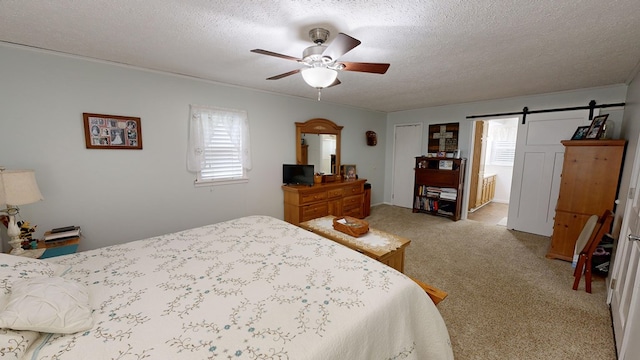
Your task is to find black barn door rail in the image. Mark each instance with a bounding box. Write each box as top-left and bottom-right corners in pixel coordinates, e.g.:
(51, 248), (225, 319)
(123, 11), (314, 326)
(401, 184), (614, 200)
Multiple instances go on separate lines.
(466, 100), (626, 124)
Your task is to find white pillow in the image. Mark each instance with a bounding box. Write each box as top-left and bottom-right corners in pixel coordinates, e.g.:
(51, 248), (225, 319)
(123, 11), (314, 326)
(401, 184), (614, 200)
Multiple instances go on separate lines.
(0, 277), (93, 334)
(0, 254), (71, 356)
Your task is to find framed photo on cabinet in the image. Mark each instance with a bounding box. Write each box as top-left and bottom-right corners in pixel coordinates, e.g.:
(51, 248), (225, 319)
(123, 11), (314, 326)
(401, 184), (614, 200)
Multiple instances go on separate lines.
(585, 114), (608, 139)
(571, 126), (590, 140)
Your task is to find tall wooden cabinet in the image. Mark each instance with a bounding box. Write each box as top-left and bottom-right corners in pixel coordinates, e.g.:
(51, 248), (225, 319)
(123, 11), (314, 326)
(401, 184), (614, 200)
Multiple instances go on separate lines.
(413, 157), (466, 221)
(282, 179), (367, 225)
(547, 139), (626, 261)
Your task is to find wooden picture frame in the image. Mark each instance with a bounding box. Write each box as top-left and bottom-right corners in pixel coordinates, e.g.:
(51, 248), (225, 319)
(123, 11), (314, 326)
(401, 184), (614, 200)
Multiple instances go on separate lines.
(428, 123), (459, 153)
(585, 114), (608, 140)
(341, 164), (357, 180)
(83, 113), (142, 149)
(571, 126), (590, 140)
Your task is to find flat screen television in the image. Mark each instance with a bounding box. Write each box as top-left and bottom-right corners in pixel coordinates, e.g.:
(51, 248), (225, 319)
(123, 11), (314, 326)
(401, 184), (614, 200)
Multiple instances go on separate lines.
(283, 164), (314, 186)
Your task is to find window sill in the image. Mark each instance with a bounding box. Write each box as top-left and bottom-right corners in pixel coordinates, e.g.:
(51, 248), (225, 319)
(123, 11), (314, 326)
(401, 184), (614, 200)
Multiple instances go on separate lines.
(194, 178), (249, 187)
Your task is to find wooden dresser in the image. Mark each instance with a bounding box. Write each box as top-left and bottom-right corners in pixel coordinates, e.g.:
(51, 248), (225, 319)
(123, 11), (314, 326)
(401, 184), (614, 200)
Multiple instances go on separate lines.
(282, 179), (367, 225)
(547, 139), (626, 261)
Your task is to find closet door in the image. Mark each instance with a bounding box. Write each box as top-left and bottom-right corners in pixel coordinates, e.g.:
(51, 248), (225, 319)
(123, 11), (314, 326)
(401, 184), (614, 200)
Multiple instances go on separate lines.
(392, 123), (423, 208)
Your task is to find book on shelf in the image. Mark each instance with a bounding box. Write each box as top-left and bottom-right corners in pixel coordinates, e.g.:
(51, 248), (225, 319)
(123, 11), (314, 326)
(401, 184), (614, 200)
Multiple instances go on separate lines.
(44, 226), (81, 241)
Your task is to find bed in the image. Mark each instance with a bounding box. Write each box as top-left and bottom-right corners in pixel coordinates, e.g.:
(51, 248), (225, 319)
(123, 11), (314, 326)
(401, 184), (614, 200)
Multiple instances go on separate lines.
(1, 215), (452, 359)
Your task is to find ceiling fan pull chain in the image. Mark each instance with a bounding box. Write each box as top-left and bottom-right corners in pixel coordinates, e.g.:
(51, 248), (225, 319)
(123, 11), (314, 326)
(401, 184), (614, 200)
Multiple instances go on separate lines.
(317, 90), (322, 101)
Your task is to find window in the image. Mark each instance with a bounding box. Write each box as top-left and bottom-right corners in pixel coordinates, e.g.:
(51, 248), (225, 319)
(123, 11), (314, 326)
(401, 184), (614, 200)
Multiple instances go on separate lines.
(486, 118), (517, 166)
(490, 141), (516, 165)
(187, 105), (251, 185)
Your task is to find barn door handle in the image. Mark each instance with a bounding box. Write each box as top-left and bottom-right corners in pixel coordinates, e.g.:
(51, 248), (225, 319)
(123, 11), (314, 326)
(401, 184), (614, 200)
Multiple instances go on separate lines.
(628, 234), (640, 242)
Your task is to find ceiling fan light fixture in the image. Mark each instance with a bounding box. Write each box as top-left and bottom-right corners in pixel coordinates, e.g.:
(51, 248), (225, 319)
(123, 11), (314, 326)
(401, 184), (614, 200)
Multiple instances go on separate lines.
(301, 67), (337, 89)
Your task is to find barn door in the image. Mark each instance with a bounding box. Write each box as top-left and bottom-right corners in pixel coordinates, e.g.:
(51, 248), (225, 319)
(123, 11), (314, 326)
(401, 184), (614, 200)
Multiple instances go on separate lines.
(507, 110), (591, 235)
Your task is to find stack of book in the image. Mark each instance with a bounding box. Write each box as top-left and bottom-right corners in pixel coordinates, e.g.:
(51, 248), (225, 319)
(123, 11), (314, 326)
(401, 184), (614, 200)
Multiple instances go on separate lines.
(439, 188), (458, 201)
(43, 226), (81, 245)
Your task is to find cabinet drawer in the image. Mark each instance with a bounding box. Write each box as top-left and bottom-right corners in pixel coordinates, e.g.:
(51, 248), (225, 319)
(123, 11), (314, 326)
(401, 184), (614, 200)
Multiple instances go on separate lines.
(343, 183), (364, 195)
(300, 191), (327, 204)
(327, 188), (343, 198)
(343, 206), (363, 218)
(301, 203), (328, 222)
(343, 194), (364, 209)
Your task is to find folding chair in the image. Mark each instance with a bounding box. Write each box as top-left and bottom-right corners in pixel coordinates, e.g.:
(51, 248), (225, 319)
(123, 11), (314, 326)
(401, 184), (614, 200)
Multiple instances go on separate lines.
(572, 210), (613, 293)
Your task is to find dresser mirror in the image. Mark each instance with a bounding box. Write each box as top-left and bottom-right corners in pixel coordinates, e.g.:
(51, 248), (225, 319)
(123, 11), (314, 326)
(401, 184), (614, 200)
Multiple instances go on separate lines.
(296, 118), (343, 175)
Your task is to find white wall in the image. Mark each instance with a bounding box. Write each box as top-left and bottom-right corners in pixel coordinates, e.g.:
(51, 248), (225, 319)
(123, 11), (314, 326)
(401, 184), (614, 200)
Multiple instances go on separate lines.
(0, 44), (387, 251)
(385, 85), (629, 217)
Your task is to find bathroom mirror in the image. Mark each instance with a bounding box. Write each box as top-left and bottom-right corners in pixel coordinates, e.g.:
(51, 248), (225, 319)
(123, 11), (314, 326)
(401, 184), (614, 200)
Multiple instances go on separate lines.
(296, 118), (342, 175)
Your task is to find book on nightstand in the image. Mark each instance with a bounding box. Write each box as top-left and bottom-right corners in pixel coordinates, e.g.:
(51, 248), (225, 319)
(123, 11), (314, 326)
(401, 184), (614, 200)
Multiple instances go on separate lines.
(38, 236), (80, 259)
(44, 226), (81, 242)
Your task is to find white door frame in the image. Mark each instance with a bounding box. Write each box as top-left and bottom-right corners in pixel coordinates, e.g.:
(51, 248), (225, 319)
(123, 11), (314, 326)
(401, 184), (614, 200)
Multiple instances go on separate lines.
(608, 131), (640, 359)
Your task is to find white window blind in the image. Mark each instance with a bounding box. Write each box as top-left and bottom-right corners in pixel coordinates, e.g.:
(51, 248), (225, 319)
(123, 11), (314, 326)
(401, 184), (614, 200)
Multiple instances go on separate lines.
(187, 105), (251, 185)
(490, 141), (516, 165)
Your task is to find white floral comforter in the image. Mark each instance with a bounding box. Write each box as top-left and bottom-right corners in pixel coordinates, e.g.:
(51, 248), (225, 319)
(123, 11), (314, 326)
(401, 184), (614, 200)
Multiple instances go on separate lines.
(26, 216), (452, 359)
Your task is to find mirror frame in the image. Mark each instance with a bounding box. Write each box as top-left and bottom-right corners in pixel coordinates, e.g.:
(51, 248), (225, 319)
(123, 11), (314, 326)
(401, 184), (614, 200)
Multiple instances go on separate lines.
(296, 118), (343, 175)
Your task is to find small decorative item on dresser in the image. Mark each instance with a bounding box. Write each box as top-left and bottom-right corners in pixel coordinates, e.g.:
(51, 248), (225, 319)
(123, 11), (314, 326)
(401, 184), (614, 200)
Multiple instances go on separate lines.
(321, 174), (336, 183)
(332, 216), (369, 237)
(341, 164), (357, 180)
(18, 220), (37, 249)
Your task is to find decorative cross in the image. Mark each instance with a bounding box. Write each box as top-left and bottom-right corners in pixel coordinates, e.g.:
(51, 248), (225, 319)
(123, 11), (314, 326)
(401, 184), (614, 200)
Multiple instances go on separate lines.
(432, 125), (453, 151)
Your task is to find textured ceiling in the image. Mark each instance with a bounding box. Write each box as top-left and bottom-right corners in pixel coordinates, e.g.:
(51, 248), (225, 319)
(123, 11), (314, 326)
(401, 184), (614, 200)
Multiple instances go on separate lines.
(1, 0), (639, 113)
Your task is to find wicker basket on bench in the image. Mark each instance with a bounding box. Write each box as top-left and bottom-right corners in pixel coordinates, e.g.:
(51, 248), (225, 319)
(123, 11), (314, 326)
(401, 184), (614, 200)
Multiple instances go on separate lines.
(332, 216), (369, 237)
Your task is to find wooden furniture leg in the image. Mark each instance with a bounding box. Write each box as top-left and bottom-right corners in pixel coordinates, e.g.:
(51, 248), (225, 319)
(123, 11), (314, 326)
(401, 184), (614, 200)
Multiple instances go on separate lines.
(572, 254), (587, 290)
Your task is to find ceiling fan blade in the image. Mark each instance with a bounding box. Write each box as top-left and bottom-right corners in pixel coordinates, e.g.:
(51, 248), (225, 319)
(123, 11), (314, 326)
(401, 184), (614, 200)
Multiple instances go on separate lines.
(266, 69), (300, 80)
(339, 61), (390, 74)
(327, 78), (341, 88)
(250, 49), (301, 62)
(322, 33), (361, 61)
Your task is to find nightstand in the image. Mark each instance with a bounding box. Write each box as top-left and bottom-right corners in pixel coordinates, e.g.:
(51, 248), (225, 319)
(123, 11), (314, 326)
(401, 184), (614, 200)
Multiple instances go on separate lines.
(37, 237), (80, 258)
(11, 248), (46, 258)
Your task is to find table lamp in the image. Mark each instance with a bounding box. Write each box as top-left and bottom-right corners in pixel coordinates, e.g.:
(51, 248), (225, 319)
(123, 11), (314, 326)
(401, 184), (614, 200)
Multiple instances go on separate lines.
(0, 167), (44, 255)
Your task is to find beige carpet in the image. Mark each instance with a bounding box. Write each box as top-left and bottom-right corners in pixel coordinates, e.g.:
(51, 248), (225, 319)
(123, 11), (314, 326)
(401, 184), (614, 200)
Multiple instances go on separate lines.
(366, 204), (616, 360)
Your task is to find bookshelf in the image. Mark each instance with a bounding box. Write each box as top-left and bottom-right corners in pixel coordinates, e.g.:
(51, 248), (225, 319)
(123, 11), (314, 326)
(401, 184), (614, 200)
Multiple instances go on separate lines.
(413, 156), (466, 221)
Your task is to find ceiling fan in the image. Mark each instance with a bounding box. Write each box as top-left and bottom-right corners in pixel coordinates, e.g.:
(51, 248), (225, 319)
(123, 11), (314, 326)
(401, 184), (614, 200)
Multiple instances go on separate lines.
(251, 28), (390, 91)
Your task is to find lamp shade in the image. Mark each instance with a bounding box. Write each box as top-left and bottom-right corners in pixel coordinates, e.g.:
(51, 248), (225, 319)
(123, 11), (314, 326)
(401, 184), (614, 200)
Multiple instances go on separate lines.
(0, 169), (44, 206)
(301, 67), (338, 88)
